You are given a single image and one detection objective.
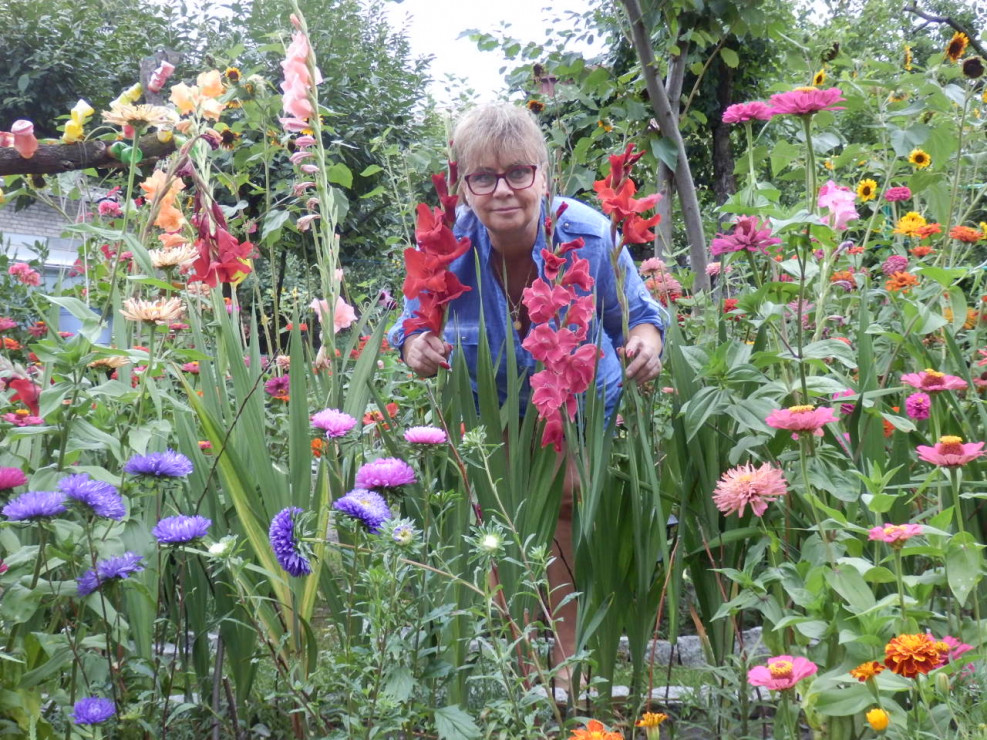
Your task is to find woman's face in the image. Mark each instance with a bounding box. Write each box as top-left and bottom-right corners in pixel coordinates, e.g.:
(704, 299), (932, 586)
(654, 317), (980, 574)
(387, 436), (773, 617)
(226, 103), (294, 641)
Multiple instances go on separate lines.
(463, 151), (546, 256)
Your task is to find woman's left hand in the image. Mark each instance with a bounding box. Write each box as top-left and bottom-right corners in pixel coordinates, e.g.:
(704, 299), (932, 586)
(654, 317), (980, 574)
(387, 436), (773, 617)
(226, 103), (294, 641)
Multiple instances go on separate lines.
(619, 324), (663, 386)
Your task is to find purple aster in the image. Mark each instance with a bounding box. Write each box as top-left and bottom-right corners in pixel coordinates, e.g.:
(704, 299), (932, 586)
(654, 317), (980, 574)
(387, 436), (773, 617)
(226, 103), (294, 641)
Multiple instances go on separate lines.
(152, 514), (212, 544)
(269, 507), (312, 576)
(0, 466), (28, 491)
(71, 697), (116, 724)
(2, 490), (67, 521)
(59, 474), (126, 520)
(264, 375), (290, 397)
(404, 426), (448, 445)
(77, 552), (145, 597)
(333, 489), (391, 532)
(354, 457), (416, 490)
(123, 449), (193, 478)
(311, 408), (358, 438)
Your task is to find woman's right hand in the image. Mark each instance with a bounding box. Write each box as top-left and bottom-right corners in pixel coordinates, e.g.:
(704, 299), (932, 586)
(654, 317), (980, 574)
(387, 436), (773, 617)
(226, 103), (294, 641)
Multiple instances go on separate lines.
(402, 332), (452, 377)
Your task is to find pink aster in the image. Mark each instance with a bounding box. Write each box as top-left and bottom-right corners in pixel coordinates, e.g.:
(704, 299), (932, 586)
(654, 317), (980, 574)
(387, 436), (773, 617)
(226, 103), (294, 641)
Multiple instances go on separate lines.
(916, 436), (985, 467)
(0, 466), (28, 490)
(905, 392), (931, 420)
(900, 369), (968, 393)
(868, 522), (923, 546)
(311, 408), (358, 438)
(722, 101), (774, 124)
(767, 87), (846, 116)
(712, 462), (788, 517)
(404, 426), (448, 445)
(710, 216), (782, 256)
(354, 457), (416, 490)
(765, 404), (838, 436)
(748, 655), (818, 691)
(883, 186), (912, 202)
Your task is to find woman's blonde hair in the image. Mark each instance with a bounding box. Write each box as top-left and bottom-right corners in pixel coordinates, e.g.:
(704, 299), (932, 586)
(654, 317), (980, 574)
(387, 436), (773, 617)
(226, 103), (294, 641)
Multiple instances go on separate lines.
(451, 102), (549, 177)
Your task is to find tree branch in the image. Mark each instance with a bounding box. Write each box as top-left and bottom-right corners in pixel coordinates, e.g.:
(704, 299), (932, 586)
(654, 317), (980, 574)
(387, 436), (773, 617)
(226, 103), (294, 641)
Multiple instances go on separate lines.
(903, 4), (986, 59)
(0, 134), (176, 177)
(619, 0), (709, 289)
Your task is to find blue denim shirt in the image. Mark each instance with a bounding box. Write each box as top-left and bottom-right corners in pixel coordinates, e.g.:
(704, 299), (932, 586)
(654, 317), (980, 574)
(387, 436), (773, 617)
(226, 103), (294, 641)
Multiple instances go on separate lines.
(388, 197), (668, 416)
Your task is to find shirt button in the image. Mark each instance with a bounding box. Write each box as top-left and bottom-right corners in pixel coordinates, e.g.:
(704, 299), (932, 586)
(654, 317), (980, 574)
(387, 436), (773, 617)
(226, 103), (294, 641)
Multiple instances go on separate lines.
(563, 222), (571, 229)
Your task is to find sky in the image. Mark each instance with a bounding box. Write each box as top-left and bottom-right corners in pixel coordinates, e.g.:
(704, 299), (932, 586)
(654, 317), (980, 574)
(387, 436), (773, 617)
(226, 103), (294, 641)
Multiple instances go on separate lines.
(382, 0), (602, 105)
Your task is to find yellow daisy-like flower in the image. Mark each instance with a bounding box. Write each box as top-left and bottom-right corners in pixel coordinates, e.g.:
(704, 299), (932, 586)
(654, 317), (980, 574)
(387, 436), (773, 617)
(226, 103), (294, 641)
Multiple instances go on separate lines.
(850, 661), (885, 681)
(856, 179), (878, 202)
(102, 103), (178, 131)
(224, 66), (242, 84)
(908, 148), (931, 169)
(635, 712), (669, 739)
(824, 159), (835, 170)
(812, 68), (826, 86)
(894, 211), (928, 237)
(903, 45), (913, 71)
(945, 32), (969, 63)
(218, 128), (241, 150)
(887, 90), (908, 103)
(866, 707), (890, 732)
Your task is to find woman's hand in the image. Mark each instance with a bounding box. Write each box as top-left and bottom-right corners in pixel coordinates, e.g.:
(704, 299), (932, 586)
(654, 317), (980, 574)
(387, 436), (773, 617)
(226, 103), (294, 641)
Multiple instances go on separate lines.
(402, 332), (452, 377)
(619, 324), (663, 386)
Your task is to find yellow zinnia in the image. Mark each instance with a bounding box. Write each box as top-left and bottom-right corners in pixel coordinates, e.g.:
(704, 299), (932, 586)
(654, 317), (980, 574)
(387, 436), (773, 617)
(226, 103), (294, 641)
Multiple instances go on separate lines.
(866, 707), (889, 731)
(856, 179), (877, 202)
(908, 148), (931, 169)
(894, 211), (927, 237)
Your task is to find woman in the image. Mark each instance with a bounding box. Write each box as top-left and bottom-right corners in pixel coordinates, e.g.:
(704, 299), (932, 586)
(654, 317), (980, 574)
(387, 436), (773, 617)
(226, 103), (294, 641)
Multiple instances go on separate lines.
(388, 101), (667, 689)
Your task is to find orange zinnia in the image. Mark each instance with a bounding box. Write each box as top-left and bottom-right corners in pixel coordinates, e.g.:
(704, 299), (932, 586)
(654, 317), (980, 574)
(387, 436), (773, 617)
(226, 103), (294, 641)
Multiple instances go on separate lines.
(885, 272), (919, 293)
(909, 245), (934, 257)
(569, 720), (623, 740)
(884, 633), (947, 678)
(850, 661), (885, 681)
(914, 223), (941, 239)
(949, 225), (983, 243)
(1, 337), (20, 350)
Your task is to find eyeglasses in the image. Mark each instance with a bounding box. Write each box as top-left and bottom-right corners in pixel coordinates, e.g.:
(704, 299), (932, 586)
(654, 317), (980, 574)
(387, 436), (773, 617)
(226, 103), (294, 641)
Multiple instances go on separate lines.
(463, 165), (538, 196)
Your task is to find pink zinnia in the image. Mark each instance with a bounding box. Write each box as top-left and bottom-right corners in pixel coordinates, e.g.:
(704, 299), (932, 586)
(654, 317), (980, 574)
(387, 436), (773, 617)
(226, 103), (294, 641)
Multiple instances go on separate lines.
(264, 375), (290, 397)
(748, 655), (818, 691)
(404, 426), (448, 445)
(768, 87), (845, 116)
(900, 369), (967, 393)
(311, 408), (358, 438)
(355, 457), (416, 490)
(881, 255), (909, 276)
(712, 463), (788, 517)
(3, 412), (44, 427)
(868, 522), (923, 545)
(832, 389), (856, 416)
(710, 216), (782, 256)
(765, 404), (838, 436)
(938, 635), (974, 665)
(916, 436), (984, 467)
(905, 392), (931, 420)
(639, 257), (669, 277)
(0, 318), (17, 331)
(883, 186), (912, 202)
(0, 466), (28, 490)
(722, 101), (774, 124)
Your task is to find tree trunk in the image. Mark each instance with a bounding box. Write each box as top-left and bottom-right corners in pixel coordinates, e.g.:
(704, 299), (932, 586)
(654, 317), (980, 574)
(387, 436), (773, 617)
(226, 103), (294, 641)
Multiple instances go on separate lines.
(0, 134), (176, 177)
(620, 0), (709, 290)
(711, 52), (737, 212)
(654, 41), (689, 261)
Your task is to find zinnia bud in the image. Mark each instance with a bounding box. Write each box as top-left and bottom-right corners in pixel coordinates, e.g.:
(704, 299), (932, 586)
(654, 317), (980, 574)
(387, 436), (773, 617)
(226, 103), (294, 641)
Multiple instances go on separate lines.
(866, 707), (889, 731)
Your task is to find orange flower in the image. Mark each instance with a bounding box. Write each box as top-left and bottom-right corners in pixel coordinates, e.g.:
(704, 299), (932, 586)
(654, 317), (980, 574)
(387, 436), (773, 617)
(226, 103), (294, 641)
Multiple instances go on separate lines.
(311, 438), (325, 458)
(884, 633), (947, 678)
(885, 272), (919, 293)
(909, 245), (934, 257)
(569, 719), (623, 740)
(914, 223), (941, 239)
(850, 661), (885, 681)
(2, 337), (21, 350)
(197, 69), (225, 98)
(949, 225), (983, 243)
(883, 406), (900, 437)
(830, 269), (856, 285)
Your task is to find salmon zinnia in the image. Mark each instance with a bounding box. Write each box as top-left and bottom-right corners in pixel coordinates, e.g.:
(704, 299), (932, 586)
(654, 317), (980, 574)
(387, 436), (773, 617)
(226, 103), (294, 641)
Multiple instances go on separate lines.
(713, 463), (788, 517)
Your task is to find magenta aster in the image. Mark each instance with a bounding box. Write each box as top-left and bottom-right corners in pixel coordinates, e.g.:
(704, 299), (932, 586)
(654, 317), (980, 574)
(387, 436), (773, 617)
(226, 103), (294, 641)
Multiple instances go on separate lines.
(722, 101), (774, 124)
(916, 436), (984, 467)
(768, 87), (845, 116)
(404, 426), (448, 445)
(868, 522), (923, 546)
(748, 655), (818, 690)
(354, 457), (416, 490)
(901, 369), (968, 393)
(765, 405), (839, 436)
(712, 463), (788, 517)
(0, 466), (28, 491)
(310, 408), (357, 438)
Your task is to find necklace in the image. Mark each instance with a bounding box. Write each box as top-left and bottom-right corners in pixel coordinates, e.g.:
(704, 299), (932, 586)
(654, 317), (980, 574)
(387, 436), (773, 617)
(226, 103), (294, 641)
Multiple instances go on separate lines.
(496, 257), (535, 333)
(506, 291), (524, 332)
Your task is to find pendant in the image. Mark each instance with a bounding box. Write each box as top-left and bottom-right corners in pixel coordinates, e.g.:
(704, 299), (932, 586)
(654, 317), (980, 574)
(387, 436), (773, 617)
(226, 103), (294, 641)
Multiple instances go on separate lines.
(513, 319), (522, 331)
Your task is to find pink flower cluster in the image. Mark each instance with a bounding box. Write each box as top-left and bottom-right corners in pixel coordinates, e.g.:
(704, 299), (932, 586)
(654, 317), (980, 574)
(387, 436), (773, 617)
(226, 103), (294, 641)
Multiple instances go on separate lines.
(721, 87), (845, 125)
(522, 229), (602, 451)
(817, 180), (859, 230)
(279, 17), (323, 132)
(710, 216), (781, 256)
(8, 262), (41, 286)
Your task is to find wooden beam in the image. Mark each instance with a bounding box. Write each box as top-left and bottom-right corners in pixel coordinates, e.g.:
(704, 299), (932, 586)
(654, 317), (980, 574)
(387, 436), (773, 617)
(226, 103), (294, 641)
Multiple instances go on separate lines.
(0, 134), (176, 177)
